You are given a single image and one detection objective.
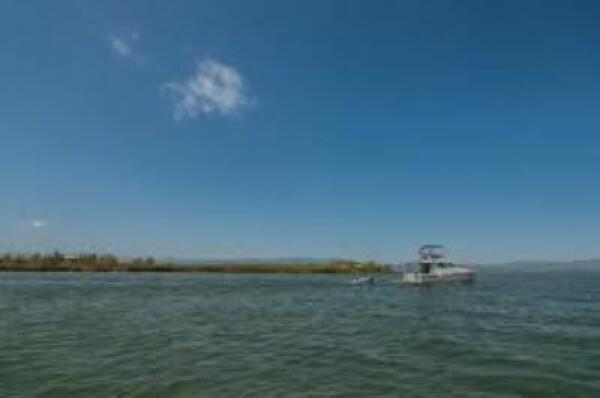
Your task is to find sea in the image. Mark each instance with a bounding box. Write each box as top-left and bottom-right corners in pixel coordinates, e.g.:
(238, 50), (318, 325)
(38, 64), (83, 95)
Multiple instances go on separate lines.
(1, 267), (599, 397)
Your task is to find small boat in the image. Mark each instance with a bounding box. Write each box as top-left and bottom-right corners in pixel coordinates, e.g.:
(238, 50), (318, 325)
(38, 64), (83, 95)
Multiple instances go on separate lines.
(401, 245), (475, 285)
(351, 276), (374, 285)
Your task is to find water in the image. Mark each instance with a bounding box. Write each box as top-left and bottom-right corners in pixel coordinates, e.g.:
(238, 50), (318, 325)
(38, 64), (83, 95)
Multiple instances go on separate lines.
(1, 268), (599, 397)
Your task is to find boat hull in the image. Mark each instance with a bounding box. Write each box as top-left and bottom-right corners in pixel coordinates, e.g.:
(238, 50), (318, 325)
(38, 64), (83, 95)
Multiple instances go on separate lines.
(402, 267), (475, 285)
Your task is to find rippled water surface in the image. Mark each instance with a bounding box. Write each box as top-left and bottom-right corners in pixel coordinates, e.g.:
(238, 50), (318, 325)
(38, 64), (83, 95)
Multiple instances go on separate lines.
(1, 269), (600, 397)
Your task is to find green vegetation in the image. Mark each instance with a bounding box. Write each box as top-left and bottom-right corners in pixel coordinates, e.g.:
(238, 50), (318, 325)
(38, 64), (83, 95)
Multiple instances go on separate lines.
(0, 252), (390, 274)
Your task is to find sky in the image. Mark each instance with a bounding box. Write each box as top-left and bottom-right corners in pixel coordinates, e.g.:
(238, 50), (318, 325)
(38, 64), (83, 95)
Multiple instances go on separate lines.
(1, 0), (599, 263)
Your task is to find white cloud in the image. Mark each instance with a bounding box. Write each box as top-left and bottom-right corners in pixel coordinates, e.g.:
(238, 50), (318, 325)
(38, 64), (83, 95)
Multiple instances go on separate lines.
(31, 220), (47, 228)
(108, 33), (139, 59)
(162, 58), (250, 120)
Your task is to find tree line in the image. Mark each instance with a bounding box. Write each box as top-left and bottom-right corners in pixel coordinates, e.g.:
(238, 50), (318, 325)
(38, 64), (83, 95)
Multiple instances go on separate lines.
(0, 252), (389, 273)
(0, 251), (158, 271)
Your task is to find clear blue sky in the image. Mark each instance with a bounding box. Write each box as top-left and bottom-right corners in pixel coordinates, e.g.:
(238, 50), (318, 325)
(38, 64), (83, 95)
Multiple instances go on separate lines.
(1, 0), (599, 263)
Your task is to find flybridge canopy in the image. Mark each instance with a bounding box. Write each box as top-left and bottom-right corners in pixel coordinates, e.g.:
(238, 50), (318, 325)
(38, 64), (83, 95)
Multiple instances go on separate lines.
(418, 244), (448, 261)
(419, 244), (444, 250)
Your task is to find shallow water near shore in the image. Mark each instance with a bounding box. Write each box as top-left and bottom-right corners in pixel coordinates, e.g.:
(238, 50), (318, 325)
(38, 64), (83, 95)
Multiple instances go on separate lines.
(1, 268), (599, 397)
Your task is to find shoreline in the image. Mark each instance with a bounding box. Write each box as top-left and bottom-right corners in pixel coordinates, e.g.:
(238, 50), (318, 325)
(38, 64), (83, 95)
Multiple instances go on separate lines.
(0, 253), (390, 274)
(0, 264), (390, 274)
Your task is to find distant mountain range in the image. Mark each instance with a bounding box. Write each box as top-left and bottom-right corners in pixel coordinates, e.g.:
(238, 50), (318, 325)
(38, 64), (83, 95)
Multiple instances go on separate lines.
(156, 257), (351, 265)
(485, 258), (600, 270)
(157, 257), (600, 269)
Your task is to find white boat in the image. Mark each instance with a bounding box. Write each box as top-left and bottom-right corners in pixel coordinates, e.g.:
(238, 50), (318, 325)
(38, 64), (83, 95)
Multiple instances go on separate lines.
(351, 276), (374, 285)
(401, 245), (475, 284)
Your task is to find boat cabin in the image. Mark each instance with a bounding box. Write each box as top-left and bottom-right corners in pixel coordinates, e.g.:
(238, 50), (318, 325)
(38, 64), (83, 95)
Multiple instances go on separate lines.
(418, 244), (451, 274)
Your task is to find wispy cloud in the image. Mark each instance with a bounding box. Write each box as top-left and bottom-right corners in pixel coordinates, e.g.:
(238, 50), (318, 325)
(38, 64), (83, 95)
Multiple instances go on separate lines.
(162, 57), (251, 120)
(108, 33), (139, 59)
(31, 220), (47, 228)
